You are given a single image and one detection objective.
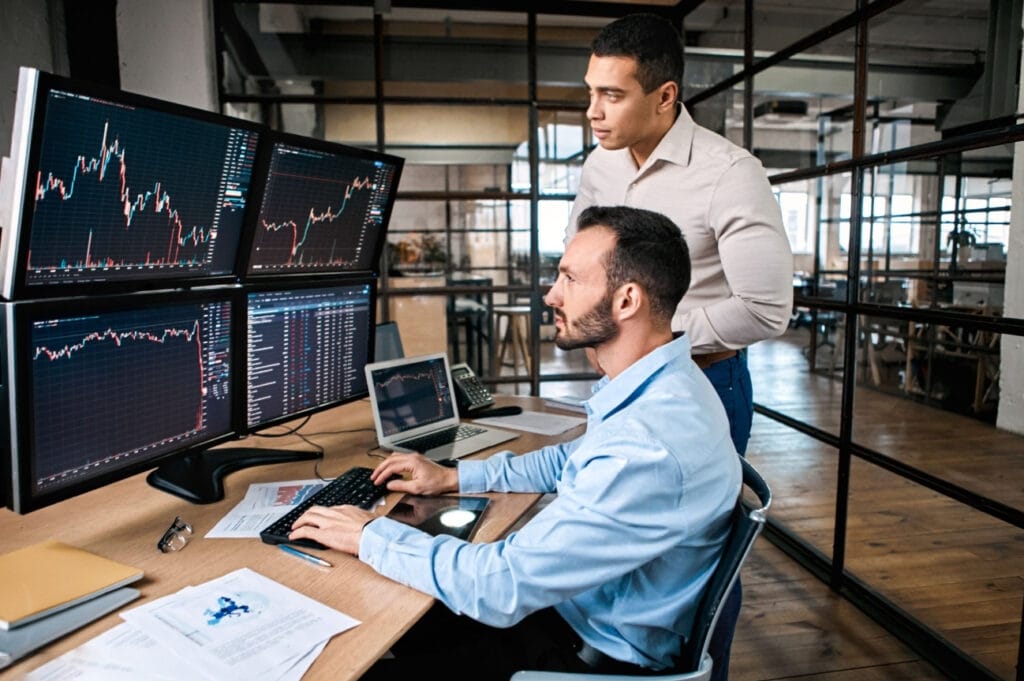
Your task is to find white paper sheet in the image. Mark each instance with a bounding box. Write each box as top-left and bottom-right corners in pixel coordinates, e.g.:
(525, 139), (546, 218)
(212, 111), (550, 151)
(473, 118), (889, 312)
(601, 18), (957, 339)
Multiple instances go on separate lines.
(119, 568), (358, 681)
(25, 622), (327, 681)
(205, 480), (327, 539)
(471, 410), (585, 435)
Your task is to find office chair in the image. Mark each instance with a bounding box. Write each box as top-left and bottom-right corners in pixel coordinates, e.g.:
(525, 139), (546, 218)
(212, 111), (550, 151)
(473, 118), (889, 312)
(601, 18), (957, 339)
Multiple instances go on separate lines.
(510, 457), (772, 681)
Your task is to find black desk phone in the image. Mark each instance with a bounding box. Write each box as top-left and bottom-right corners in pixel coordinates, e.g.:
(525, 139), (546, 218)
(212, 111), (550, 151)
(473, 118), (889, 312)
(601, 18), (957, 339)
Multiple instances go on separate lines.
(452, 362), (494, 413)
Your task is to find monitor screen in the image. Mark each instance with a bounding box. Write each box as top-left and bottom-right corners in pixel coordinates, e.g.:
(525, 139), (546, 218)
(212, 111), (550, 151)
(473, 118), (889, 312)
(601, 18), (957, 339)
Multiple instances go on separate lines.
(4, 290), (238, 513)
(0, 67), (262, 299)
(244, 278), (376, 433)
(373, 321), (405, 362)
(241, 133), (402, 278)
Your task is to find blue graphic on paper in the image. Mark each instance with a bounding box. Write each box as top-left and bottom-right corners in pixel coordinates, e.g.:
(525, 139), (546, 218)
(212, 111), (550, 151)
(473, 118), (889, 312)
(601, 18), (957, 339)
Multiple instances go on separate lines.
(204, 591), (267, 626)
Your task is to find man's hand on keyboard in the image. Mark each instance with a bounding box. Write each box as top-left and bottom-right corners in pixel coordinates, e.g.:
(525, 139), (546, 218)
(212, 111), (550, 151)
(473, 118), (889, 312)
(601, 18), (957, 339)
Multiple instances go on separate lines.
(371, 453), (460, 497)
(289, 504), (374, 555)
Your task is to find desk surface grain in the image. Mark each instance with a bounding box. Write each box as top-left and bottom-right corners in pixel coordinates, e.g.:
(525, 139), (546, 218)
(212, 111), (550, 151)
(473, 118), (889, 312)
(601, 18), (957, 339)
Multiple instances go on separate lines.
(1, 396), (584, 680)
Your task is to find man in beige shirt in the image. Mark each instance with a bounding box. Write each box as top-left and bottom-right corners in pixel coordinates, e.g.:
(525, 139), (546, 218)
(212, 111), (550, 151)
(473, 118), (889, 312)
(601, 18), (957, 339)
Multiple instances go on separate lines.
(566, 13), (793, 681)
(568, 13), (792, 455)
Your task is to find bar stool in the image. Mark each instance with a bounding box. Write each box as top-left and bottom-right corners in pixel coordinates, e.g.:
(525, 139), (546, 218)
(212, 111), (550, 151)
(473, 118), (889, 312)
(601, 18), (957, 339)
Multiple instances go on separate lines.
(492, 305), (532, 390)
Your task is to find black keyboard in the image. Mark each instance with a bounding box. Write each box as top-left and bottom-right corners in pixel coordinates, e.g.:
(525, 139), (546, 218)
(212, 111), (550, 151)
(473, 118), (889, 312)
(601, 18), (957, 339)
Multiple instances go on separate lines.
(398, 423), (485, 452)
(259, 466), (389, 549)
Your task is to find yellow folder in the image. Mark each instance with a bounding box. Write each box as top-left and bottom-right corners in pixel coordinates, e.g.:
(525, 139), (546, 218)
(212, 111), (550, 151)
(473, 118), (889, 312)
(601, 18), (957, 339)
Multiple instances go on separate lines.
(0, 540), (143, 630)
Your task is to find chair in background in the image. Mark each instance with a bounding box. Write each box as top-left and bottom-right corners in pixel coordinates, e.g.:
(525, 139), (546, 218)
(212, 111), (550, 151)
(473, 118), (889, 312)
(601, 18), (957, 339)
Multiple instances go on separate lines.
(447, 276), (493, 376)
(510, 457), (772, 681)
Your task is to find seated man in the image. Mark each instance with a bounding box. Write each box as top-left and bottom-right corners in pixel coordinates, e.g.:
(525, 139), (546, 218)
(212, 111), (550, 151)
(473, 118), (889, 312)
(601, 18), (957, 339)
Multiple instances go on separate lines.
(290, 205), (741, 678)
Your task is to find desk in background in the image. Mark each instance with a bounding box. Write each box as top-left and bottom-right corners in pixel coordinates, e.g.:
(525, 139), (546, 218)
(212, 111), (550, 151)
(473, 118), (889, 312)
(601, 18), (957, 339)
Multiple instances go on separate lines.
(1, 396), (582, 680)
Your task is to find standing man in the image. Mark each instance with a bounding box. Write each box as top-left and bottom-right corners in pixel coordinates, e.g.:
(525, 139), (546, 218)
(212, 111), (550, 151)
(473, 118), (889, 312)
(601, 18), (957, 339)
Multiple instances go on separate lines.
(569, 13), (793, 456)
(567, 13), (794, 680)
(291, 206), (741, 679)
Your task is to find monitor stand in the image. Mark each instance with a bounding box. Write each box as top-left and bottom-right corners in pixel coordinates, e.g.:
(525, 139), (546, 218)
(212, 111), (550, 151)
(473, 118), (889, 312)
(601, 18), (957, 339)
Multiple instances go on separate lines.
(147, 447), (321, 504)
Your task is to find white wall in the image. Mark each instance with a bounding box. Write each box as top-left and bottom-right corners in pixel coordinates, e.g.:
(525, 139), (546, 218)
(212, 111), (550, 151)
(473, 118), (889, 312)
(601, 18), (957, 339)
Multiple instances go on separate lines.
(116, 0), (218, 111)
(0, 0), (61, 160)
(997, 9), (1024, 434)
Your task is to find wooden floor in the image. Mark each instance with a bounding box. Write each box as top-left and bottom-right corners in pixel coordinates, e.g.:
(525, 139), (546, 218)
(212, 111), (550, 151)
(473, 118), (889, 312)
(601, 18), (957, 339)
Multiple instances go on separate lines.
(500, 328), (1023, 681)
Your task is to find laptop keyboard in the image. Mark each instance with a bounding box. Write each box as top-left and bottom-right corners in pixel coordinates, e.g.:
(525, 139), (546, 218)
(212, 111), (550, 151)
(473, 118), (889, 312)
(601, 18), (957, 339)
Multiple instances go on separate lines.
(398, 423), (486, 453)
(259, 466), (390, 549)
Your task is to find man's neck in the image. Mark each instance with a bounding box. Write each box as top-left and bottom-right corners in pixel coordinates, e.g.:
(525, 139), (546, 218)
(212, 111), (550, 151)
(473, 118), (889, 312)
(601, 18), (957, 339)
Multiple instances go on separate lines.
(628, 105), (678, 169)
(591, 325), (674, 379)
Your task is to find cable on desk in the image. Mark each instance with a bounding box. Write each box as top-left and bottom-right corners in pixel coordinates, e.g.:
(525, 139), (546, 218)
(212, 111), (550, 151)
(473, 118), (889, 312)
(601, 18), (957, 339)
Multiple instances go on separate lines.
(252, 415), (314, 438)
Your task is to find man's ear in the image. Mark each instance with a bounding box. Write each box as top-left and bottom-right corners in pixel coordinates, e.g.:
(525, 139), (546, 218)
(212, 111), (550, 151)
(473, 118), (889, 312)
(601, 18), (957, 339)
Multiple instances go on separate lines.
(613, 281), (643, 321)
(657, 81), (678, 113)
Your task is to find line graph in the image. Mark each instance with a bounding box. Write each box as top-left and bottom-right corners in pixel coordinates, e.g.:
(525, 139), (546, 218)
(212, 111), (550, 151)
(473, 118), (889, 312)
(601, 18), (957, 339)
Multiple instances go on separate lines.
(246, 142), (400, 274)
(24, 88), (258, 287)
(372, 359), (455, 435)
(28, 300), (233, 486)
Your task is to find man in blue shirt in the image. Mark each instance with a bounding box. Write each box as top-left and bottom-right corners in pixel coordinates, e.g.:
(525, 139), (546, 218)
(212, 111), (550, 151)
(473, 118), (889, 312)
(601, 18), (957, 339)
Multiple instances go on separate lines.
(291, 205), (741, 678)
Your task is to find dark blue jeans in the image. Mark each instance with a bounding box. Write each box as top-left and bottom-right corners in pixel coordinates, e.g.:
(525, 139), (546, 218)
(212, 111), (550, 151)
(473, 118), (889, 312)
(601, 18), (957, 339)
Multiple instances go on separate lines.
(701, 350), (752, 681)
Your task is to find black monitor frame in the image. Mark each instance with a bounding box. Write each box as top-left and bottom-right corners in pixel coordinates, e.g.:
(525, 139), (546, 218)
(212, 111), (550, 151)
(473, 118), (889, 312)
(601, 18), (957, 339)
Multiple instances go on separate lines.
(238, 131), (403, 281)
(4, 288), (243, 513)
(0, 308), (9, 510)
(0, 66), (263, 300)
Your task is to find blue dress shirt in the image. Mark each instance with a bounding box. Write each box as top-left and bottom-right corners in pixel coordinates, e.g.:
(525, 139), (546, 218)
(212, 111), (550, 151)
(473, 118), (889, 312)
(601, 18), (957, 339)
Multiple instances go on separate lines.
(359, 334), (741, 669)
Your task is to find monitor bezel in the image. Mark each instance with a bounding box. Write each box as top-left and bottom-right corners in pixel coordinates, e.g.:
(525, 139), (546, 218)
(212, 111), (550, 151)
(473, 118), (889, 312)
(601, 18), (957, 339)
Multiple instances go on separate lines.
(2, 67), (264, 300)
(240, 274), (379, 437)
(6, 287), (243, 513)
(238, 130), (404, 282)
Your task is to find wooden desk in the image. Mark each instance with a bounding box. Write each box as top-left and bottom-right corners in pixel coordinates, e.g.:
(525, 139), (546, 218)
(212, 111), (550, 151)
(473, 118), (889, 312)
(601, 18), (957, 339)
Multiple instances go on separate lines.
(1, 396), (582, 680)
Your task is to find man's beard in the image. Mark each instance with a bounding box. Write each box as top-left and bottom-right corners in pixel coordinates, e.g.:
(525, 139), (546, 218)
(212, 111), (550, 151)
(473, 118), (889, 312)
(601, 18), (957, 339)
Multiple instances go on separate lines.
(553, 291), (618, 351)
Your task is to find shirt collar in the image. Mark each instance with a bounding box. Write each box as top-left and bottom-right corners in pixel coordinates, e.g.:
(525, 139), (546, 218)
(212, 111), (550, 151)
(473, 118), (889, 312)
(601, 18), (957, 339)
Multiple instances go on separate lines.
(635, 103), (696, 174)
(586, 334), (693, 418)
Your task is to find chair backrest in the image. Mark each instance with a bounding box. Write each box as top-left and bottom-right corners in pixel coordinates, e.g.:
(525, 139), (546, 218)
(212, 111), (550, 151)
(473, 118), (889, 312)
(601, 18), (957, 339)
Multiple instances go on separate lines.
(675, 457), (771, 672)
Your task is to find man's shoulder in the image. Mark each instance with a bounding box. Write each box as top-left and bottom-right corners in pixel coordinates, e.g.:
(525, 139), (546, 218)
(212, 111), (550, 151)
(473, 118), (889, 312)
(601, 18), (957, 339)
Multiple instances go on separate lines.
(690, 124), (757, 167)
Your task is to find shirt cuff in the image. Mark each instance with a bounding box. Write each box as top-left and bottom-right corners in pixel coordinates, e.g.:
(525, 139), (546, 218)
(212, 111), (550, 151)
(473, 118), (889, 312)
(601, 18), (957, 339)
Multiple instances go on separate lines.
(455, 459), (489, 493)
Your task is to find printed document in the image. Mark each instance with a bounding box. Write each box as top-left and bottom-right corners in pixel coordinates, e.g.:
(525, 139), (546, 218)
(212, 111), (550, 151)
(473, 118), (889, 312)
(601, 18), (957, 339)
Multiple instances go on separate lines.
(205, 480), (327, 539)
(26, 622), (325, 681)
(25, 567), (357, 681)
(472, 410), (585, 436)
(119, 568), (357, 681)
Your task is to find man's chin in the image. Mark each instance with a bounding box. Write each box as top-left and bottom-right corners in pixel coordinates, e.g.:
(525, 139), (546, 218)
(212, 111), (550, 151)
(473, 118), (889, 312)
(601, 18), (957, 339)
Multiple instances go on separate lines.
(553, 334), (591, 352)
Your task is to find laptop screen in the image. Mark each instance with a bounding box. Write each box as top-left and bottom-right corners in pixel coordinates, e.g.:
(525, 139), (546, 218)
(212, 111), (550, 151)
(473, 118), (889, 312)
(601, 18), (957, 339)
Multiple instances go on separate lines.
(369, 355), (457, 438)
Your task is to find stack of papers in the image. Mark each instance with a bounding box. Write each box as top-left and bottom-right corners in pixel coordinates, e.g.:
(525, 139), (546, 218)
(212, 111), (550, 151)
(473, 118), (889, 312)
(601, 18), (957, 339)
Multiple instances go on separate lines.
(26, 568), (359, 681)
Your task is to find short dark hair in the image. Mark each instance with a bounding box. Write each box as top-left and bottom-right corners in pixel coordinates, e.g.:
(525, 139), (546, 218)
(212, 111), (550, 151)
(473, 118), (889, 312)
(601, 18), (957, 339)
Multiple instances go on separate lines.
(577, 206), (690, 323)
(591, 13), (684, 94)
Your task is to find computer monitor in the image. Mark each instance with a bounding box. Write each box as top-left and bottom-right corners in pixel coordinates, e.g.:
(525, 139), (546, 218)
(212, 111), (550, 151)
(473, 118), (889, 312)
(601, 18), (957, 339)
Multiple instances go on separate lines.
(374, 320), (405, 362)
(3, 289), (240, 513)
(243, 278), (376, 433)
(0, 66), (262, 300)
(240, 132), (403, 279)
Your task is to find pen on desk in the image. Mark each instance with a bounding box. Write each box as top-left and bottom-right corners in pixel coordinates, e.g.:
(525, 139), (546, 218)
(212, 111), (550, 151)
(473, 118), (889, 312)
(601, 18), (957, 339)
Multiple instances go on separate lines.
(278, 543), (333, 568)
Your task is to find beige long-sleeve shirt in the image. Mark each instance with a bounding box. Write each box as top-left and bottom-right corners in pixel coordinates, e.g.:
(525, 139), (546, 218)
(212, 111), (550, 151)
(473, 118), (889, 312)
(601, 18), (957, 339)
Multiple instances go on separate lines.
(567, 106), (793, 355)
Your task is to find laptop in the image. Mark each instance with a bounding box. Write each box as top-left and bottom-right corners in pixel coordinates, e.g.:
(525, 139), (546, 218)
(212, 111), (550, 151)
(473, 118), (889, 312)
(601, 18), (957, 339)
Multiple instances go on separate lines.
(365, 353), (518, 461)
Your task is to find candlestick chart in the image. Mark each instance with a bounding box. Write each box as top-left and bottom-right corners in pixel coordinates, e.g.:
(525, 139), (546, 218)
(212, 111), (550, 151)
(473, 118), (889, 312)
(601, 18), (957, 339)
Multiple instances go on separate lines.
(246, 142), (400, 275)
(24, 88), (257, 288)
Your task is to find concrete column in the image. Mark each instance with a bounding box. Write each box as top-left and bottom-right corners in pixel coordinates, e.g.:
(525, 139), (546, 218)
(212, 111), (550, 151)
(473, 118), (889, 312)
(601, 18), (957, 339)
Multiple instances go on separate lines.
(996, 11), (1024, 434)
